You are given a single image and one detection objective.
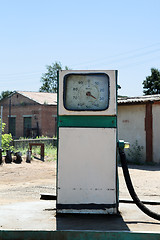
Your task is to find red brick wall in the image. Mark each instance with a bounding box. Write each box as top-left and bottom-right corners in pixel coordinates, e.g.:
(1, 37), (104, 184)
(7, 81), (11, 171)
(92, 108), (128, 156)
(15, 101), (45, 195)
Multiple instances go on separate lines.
(41, 105), (57, 137)
(0, 93), (57, 139)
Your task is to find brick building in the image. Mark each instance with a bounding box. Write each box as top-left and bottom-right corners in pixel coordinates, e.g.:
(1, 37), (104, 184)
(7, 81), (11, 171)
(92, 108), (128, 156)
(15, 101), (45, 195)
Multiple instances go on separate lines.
(0, 91), (57, 139)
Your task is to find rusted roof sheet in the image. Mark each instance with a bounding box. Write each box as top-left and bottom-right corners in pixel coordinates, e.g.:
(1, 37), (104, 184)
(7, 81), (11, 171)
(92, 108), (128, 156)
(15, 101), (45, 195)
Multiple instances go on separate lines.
(118, 94), (160, 104)
(13, 91), (160, 106)
(17, 91), (57, 105)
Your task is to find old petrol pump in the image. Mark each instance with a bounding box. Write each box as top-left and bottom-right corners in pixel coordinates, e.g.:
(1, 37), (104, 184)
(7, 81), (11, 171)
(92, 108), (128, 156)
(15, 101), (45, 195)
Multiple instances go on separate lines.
(56, 70), (160, 220)
(57, 70), (118, 214)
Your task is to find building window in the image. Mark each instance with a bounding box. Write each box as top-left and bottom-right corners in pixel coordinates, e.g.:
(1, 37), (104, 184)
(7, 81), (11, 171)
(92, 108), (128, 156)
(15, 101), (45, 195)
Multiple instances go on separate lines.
(23, 117), (32, 138)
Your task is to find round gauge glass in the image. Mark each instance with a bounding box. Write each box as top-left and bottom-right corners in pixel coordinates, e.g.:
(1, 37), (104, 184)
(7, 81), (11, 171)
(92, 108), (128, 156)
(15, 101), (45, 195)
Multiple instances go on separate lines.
(64, 73), (109, 111)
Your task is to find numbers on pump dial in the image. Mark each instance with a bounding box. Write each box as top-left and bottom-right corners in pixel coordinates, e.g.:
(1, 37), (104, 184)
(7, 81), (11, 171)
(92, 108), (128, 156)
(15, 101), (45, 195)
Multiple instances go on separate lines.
(64, 73), (109, 111)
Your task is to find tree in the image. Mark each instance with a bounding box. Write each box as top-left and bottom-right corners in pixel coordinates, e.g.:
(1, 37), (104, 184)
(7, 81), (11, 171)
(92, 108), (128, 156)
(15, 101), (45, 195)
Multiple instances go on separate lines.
(143, 68), (160, 95)
(0, 91), (13, 100)
(39, 61), (69, 93)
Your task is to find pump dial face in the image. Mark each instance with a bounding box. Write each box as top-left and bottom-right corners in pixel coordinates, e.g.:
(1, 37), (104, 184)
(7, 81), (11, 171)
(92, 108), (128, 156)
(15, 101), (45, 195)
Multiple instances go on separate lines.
(64, 73), (109, 111)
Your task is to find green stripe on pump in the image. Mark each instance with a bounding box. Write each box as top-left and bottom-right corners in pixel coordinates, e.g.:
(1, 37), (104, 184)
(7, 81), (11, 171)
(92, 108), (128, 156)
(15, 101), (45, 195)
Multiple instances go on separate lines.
(58, 116), (117, 128)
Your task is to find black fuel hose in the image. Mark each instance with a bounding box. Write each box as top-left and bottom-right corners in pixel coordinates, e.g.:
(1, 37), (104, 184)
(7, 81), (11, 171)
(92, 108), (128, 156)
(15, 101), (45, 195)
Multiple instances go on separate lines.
(119, 148), (160, 221)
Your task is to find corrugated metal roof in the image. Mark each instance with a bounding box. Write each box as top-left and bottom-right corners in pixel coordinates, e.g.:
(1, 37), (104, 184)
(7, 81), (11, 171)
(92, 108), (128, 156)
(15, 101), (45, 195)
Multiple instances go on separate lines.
(17, 91), (57, 105)
(118, 94), (160, 104)
(13, 91), (160, 105)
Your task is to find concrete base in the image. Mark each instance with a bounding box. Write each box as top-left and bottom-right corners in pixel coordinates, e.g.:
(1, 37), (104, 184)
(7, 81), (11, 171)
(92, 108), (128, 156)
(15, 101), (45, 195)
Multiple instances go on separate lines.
(0, 200), (159, 239)
(0, 200), (159, 231)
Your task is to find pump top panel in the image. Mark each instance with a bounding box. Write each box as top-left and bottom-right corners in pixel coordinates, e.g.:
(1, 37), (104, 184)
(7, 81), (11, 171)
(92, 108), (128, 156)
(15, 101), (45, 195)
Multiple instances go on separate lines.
(58, 70), (117, 116)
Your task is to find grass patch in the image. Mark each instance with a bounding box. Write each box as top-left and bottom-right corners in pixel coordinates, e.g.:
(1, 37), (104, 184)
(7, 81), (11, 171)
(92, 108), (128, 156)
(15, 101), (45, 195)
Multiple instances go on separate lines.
(14, 144), (57, 161)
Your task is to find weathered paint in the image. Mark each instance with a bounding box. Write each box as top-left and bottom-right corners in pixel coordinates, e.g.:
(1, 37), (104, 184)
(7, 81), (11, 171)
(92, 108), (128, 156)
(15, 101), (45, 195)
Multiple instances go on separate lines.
(118, 104), (146, 163)
(57, 70), (118, 214)
(56, 208), (117, 214)
(57, 127), (118, 214)
(118, 100), (160, 163)
(152, 103), (160, 163)
(0, 230), (160, 240)
(58, 70), (117, 116)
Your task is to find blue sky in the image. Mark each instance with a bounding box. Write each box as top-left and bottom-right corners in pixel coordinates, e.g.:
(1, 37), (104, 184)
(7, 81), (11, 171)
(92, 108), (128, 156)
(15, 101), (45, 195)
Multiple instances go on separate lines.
(0, 0), (160, 96)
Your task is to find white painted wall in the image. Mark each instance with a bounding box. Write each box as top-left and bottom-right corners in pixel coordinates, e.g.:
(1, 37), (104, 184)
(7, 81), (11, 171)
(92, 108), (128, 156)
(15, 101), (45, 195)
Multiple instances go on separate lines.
(118, 104), (146, 163)
(152, 104), (160, 163)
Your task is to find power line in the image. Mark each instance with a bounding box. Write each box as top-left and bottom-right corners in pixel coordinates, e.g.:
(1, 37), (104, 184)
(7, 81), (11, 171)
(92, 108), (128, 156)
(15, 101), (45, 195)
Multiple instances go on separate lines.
(86, 48), (160, 69)
(0, 71), (42, 77)
(71, 42), (160, 68)
(0, 42), (160, 80)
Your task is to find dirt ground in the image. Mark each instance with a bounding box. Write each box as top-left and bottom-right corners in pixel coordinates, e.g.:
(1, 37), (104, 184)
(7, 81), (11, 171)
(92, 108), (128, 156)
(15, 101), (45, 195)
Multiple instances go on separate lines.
(0, 156), (160, 205)
(0, 156), (56, 205)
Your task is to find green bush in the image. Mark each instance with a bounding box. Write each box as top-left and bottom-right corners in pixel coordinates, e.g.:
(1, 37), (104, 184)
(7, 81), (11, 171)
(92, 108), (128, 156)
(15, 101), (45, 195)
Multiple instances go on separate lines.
(0, 121), (13, 152)
(127, 140), (144, 164)
(2, 133), (14, 151)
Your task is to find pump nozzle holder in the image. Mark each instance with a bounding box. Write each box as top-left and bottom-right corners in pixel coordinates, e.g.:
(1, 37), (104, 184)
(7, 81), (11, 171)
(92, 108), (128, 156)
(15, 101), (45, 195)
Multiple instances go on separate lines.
(118, 140), (130, 149)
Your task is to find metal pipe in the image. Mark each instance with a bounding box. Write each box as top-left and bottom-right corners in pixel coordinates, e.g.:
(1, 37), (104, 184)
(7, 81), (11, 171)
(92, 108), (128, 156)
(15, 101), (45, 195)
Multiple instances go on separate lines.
(8, 96), (11, 134)
(0, 106), (3, 148)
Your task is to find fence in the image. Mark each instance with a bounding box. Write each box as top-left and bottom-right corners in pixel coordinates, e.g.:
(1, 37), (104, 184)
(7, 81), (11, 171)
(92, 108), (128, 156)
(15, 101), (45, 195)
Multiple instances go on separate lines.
(12, 138), (57, 149)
